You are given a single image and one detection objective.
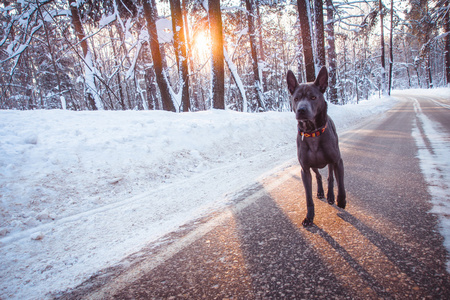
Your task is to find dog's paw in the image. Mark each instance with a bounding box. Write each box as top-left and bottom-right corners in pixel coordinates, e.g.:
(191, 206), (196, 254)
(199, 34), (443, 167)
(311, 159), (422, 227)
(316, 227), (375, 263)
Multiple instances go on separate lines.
(327, 195), (335, 205)
(337, 195), (346, 209)
(327, 192), (335, 205)
(317, 191), (325, 199)
(302, 217), (314, 227)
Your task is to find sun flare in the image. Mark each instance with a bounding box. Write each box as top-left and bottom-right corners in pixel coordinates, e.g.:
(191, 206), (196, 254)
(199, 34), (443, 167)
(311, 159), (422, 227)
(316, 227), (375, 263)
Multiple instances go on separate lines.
(193, 30), (209, 53)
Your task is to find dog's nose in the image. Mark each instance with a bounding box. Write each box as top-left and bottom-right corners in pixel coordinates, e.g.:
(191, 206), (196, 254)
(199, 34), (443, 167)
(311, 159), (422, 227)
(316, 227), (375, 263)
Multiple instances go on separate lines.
(297, 107), (307, 115)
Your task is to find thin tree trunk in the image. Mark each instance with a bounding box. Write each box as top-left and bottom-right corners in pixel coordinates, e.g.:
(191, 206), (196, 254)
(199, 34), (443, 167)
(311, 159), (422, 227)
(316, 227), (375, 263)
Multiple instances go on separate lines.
(224, 48), (247, 112)
(109, 27), (126, 110)
(169, 0), (190, 111)
(379, 0), (387, 95)
(427, 54), (433, 88)
(388, 0), (394, 95)
(445, 0), (450, 86)
(326, 0), (338, 104)
(246, 0), (265, 111)
(208, 0), (225, 109)
(143, 0), (176, 112)
(256, 1), (267, 92)
(297, 0), (315, 82)
(68, 0), (102, 110)
(314, 0), (326, 68)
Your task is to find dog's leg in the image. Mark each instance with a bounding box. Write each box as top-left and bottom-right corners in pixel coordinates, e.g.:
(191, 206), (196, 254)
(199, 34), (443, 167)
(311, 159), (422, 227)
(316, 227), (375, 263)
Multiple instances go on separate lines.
(333, 158), (346, 209)
(301, 168), (315, 226)
(312, 168), (325, 199)
(327, 164), (335, 205)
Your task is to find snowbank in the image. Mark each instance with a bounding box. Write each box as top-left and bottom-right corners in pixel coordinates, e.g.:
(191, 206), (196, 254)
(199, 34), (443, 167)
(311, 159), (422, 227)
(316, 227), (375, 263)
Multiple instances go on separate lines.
(1, 95), (397, 299)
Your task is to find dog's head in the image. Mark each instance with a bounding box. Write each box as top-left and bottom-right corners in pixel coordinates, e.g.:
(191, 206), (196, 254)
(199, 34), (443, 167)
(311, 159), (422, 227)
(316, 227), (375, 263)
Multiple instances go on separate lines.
(287, 67), (328, 126)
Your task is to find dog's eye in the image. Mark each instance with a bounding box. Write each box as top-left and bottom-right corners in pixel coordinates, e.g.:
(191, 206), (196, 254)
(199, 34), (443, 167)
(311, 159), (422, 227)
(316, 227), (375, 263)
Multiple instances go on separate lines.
(311, 96), (316, 100)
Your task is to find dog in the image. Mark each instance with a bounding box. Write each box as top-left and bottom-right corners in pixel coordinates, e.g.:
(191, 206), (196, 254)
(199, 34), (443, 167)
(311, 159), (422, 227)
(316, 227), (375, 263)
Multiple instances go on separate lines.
(286, 66), (346, 226)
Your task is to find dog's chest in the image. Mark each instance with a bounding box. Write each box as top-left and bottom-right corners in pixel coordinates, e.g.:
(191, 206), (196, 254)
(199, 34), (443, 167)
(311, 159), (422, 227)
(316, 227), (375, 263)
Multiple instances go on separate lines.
(298, 138), (330, 168)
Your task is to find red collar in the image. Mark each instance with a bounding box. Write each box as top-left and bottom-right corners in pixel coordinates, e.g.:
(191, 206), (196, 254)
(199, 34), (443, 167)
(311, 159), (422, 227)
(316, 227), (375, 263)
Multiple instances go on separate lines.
(298, 123), (327, 140)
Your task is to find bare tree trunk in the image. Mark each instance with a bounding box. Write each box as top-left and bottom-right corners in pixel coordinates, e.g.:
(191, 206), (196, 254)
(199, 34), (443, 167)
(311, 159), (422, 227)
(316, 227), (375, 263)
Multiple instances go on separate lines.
(256, 1), (267, 92)
(246, 0), (265, 111)
(68, 0), (102, 110)
(326, 0), (338, 104)
(314, 0), (326, 68)
(445, 0), (450, 86)
(297, 0), (315, 82)
(379, 0), (387, 95)
(109, 27), (126, 110)
(208, 0), (225, 109)
(224, 48), (247, 112)
(388, 0), (394, 95)
(427, 54), (433, 88)
(169, 0), (190, 112)
(143, 0), (176, 112)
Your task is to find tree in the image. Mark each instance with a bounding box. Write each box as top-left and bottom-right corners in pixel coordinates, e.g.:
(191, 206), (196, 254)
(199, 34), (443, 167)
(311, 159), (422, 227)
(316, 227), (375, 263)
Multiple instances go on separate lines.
(208, 0), (225, 109)
(169, 0), (190, 112)
(246, 0), (265, 111)
(297, 0), (315, 82)
(444, 0), (450, 85)
(326, 0), (338, 104)
(314, 0), (326, 68)
(68, 0), (103, 110)
(142, 0), (176, 112)
(379, 0), (387, 95)
(388, 0), (394, 95)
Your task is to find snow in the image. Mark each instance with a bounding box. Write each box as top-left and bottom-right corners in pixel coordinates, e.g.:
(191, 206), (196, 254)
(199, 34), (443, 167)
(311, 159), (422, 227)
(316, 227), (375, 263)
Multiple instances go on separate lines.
(0, 92), (436, 299)
(156, 18), (173, 44)
(406, 89), (450, 272)
(98, 13), (116, 28)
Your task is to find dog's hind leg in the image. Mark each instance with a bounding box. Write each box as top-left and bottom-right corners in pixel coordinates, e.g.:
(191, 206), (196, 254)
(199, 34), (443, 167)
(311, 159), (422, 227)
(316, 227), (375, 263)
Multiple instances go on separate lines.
(327, 164), (335, 205)
(301, 168), (315, 226)
(333, 158), (346, 209)
(312, 168), (325, 199)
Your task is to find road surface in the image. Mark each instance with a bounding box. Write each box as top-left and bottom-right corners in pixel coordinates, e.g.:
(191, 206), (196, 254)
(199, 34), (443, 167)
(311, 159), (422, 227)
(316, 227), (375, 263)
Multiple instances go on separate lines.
(57, 93), (450, 299)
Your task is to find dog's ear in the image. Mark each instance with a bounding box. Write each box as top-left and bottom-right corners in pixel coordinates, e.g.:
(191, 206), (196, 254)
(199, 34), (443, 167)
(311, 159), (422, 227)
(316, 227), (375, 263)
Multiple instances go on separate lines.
(314, 66), (328, 93)
(287, 70), (298, 95)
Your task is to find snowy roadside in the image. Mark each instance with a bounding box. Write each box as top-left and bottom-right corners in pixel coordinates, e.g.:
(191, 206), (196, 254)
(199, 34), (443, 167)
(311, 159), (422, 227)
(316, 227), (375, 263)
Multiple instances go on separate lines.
(408, 91), (450, 272)
(1, 94), (398, 299)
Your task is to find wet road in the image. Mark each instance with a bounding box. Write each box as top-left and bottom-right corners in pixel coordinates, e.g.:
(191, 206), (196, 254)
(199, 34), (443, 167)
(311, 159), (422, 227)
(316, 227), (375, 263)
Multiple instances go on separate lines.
(58, 94), (450, 299)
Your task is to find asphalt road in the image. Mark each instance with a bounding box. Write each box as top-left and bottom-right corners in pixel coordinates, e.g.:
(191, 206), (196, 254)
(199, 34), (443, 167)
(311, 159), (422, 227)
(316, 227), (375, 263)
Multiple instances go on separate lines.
(57, 94), (450, 299)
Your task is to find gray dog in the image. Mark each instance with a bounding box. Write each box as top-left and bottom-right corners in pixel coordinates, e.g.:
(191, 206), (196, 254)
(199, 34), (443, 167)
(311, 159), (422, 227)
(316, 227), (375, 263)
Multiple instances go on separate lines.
(287, 66), (346, 227)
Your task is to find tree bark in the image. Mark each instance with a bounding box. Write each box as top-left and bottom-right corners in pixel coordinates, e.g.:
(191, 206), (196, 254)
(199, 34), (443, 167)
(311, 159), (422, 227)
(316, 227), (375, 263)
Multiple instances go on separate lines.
(246, 0), (265, 111)
(143, 0), (176, 112)
(314, 0), (326, 68)
(256, 1), (267, 92)
(208, 0), (225, 109)
(445, 0), (450, 86)
(388, 0), (394, 95)
(297, 0), (315, 82)
(325, 0), (338, 104)
(68, 0), (102, 110)
(379, 0), (387, 95)
(169, 0), (190, 112)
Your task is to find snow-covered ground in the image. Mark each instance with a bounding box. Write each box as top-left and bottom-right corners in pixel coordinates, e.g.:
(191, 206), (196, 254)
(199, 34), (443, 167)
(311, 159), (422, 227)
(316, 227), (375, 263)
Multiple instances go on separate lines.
(404, 89), (450, 272)
(0, 90), (447, 299)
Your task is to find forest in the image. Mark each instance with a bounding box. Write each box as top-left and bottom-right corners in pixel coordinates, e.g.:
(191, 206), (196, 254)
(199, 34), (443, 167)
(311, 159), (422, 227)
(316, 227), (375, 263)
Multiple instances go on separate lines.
(0, 0), (449, 112)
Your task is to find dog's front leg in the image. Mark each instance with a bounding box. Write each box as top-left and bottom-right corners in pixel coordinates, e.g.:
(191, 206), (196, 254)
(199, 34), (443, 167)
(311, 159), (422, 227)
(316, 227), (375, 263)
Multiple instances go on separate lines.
(334, 158), (346, 209)
(301, 168), (315, 226)
(312, 168), (325, 198)
(327, 164), (335, 205)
